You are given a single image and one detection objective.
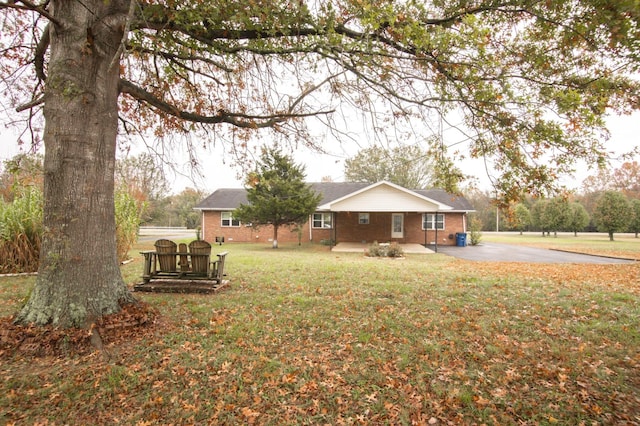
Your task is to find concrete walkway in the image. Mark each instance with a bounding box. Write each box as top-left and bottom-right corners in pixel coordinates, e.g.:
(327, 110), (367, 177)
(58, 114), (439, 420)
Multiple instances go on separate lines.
(331, 242), (434, 254)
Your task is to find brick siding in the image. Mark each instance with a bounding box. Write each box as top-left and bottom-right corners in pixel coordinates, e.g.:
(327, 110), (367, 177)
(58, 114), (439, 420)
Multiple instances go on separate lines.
(202, 210), (466, 246)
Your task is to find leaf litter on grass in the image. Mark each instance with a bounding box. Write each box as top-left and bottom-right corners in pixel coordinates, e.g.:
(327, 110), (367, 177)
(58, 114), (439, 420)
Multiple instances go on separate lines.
(1, 250), (639, 424)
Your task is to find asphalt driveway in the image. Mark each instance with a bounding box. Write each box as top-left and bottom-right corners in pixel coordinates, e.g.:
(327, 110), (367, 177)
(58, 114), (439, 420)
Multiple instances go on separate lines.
(436, 242), (635, 264)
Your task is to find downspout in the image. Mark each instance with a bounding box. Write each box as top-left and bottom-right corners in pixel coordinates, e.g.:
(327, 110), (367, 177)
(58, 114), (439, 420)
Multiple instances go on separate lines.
(309, 214), (312, 242)
(201, 210), (205, 240)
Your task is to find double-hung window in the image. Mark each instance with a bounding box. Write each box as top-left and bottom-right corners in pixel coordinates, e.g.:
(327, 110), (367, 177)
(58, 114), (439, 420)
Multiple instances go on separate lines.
(422, 213), (444, 230)
(221, 211), (240, 227)
(312, 212), (333, 229)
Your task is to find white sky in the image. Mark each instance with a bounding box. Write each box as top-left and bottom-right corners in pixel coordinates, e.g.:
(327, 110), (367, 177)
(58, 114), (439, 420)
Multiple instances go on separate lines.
(1, 110), (638, 195)
(159, 110), (640, 194)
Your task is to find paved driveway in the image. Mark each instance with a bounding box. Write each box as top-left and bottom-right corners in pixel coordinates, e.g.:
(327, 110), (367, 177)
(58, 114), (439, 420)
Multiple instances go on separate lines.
(437, 242), (635, 264)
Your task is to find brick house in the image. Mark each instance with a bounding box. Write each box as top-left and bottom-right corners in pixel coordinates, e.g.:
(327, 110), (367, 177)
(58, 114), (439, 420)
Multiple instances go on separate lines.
(194, 181), (474, 247)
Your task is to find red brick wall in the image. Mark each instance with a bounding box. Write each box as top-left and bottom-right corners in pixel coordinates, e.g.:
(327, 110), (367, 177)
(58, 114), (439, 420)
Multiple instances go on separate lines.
(201, 211), (466, 246)
(405, 212), (466, 246)
(202, 211), (333, 244)
(201, 211), (315, 244)
(334, 212), (465, 246)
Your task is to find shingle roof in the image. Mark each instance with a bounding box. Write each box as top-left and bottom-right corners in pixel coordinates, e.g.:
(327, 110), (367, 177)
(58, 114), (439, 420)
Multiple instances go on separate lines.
(414, 188), (475, 211)
(194, 182), (474, 211)
(195, 188), (249, 210)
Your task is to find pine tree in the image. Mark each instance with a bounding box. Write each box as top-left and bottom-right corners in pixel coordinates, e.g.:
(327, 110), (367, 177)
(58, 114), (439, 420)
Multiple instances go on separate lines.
(234, 148), (321, 248)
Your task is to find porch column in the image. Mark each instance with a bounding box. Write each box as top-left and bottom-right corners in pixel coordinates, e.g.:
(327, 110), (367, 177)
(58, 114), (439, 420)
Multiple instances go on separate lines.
(333, 212), (337, 246)
(434, 211), (439, 253)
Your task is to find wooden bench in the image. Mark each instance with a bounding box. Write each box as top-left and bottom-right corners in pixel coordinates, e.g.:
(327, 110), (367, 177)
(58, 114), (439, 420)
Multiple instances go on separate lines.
(141, 240), (228, 284)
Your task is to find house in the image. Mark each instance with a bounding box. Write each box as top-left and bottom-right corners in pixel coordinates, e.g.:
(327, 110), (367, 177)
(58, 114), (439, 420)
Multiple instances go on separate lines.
(194, 181), (474, 247)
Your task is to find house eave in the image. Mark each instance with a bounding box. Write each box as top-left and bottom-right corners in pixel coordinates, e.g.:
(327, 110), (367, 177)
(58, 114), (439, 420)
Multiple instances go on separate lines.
(193, 207), (237, 211)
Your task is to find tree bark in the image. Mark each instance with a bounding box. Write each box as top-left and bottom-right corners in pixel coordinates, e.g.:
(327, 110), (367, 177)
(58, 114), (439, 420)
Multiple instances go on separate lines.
(272, 225), (279, 249)
(15, 0), (136, 327)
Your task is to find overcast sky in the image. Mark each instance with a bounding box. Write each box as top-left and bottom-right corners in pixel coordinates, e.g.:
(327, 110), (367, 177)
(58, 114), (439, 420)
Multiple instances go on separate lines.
(153, 110), (640, 194)
(1, 110), (638, 195)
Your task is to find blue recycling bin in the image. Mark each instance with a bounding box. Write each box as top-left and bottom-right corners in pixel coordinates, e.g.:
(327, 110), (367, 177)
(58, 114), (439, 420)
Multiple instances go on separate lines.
(455, 232), (467, 247)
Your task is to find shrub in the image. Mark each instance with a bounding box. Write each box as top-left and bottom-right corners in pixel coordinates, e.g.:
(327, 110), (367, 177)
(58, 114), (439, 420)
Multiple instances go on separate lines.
(386, 242), (404, 258)
(468, 216), (483, 246)
(366, 241), (384, 257)
(366, 241), (404, 258)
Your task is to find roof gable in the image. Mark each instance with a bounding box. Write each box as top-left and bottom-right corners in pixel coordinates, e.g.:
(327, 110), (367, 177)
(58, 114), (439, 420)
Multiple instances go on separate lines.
(317, 181), (452, 212)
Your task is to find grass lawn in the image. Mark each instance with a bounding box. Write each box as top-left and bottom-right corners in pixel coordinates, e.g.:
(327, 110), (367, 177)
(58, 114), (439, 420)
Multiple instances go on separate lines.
(1, 239), (639, 424)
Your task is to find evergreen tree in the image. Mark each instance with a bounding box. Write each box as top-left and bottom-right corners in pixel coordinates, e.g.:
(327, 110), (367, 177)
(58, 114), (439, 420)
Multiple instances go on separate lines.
(234, 148), (321, 248)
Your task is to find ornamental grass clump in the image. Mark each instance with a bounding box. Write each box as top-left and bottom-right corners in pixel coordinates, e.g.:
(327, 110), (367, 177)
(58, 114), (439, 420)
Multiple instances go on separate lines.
(115, 187), (146, 262)
(0, 186), (144, 272)
(0, 186), (43, 273)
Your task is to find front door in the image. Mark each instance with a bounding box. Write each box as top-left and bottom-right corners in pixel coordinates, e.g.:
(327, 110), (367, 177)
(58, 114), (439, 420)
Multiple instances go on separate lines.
(391, 213), (404, 239)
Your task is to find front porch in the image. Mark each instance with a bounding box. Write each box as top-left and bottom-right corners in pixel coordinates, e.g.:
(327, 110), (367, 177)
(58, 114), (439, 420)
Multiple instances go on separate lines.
(331, 242), (434, 254)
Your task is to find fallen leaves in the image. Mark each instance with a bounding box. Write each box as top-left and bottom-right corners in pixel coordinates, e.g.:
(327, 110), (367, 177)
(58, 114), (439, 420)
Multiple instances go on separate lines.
(0, 302), (158, 358)
(1, 249), (640, 424)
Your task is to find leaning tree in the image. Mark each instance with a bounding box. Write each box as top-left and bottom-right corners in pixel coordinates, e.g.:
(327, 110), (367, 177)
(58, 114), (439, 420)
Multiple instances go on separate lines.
(1, 0), (638, 327)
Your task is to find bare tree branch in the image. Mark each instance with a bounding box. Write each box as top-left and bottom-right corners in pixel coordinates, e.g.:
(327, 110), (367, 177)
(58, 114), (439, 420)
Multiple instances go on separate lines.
(0, 0), (60, 25)
(108, 0), (137, 72)
(16, 94), (45, 112)
(34, 22), (49, 81)
(118, 79), (335, 128)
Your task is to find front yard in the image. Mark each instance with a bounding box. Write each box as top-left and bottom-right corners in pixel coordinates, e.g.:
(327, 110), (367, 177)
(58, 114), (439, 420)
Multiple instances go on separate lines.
(1, 239), (639, 424)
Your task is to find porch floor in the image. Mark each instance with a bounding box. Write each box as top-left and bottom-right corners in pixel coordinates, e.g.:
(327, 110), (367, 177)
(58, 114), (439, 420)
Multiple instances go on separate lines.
(331, 242), (434, 254)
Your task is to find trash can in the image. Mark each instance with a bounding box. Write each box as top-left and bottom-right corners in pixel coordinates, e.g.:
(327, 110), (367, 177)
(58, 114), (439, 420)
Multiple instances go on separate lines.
(455, 233), (467, 247)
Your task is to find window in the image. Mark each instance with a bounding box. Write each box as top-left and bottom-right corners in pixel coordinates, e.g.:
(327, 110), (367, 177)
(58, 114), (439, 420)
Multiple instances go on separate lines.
(358, 213), (370, 225)
(422, 213), (444, 230)
(221, 211), (240, 227)
(312, 212), (333, 228)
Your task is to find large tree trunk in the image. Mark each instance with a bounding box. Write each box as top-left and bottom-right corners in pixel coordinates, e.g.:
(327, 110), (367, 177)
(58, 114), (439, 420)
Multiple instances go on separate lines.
(16, 0), (136, 327)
